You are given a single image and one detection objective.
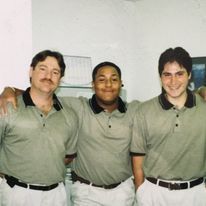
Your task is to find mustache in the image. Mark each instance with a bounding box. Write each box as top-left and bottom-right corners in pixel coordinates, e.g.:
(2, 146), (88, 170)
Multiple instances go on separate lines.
(40, 78), (54, 84)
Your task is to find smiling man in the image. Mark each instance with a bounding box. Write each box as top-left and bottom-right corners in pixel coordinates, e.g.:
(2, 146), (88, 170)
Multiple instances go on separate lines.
(131, 47), (206, 206)
(68, 62), (139, 206)
(0, 61), (139, 206)
(0, 50), (78, 206)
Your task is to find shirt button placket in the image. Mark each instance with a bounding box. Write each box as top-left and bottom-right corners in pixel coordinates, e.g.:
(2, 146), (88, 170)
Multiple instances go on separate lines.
(108, 116), (111, 128)
(174, 111), (180, 132)
(40, 113), (46, 127)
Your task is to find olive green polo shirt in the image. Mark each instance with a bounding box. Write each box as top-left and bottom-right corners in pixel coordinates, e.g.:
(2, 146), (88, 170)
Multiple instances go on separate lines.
(63, 95), (140, 185)
(0, 88), (78, 185)
(130, 90), (206, 180)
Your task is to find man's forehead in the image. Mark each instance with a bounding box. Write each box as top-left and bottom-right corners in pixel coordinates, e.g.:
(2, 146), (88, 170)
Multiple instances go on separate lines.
(163, 62), (186, 72)
(96, 66), (119, 75)
(37, 58), (60, 68)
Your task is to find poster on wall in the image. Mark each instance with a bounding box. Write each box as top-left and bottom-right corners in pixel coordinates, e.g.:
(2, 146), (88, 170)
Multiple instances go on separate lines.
(188, 57), (206, 91)
(60, 55), (92, 88)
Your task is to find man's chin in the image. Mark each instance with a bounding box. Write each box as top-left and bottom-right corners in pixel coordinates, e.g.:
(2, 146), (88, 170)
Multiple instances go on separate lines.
(101, 98), (118, 106)
(40, 87), (56, 94)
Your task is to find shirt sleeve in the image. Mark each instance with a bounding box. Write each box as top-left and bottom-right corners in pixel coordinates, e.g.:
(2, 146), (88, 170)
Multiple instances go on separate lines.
(65, 108), (79, 157)
(62, 96), (83, 116)
(130, 107), (147, 156)
(0, 116), (6, 144)
(61, 96), (85, 128)
(0, 103), (15, 145)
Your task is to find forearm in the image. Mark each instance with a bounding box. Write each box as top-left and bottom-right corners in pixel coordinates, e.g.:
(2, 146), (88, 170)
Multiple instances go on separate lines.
(132, 155), (145, 189)
(133, 166), (144, 189)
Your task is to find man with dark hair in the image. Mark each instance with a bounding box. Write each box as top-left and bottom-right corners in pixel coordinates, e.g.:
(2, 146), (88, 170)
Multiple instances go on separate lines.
(30, 50), (66, 77)
(131, 47), (206, 206)
(66, 61), (138, 206)
(0, 50), (78, 206)
(0, 61), (139, 206)
(92, 61), (122, 81)
(158, 47), (192, 76)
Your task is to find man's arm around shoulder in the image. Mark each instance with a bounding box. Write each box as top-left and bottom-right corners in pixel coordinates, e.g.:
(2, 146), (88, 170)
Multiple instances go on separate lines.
(0, 86), (23, 114)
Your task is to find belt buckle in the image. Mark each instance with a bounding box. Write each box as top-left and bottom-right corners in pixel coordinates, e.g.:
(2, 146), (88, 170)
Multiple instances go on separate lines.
(168, 182), (181, 190)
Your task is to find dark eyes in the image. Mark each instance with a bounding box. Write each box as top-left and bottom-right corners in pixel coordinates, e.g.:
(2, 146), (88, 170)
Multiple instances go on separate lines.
(162, 72), (185, 77)
(39, 67), (60, 75)
(52, 70), (60, 75)
(97, 78), (119, 82)
(39, 67), (46, 71)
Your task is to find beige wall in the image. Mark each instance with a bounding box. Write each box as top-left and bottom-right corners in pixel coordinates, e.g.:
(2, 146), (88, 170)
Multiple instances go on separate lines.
(0, 0), (32, 92)
(2, 0), (206, 101)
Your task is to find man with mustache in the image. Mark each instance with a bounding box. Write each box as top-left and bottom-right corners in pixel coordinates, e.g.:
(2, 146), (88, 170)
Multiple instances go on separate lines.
(0, 61), (139, 206)
(0, 50), (78, 206)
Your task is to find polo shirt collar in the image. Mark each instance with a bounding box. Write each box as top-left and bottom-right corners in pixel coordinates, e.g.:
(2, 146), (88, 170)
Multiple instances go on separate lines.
(89, 94), (127, 114)
(158, 89), (196, 110)
(22, 87), (63, 111)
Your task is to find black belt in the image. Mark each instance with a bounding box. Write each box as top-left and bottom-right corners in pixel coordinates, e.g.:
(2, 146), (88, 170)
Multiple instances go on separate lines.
(5, 175), (58, 191)
(71, 171), (121, 189)
(146, 177), (204, 190)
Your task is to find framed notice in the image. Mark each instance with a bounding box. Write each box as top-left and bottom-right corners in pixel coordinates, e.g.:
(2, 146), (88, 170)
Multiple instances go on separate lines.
(60, 55), (92, 87)
(188, 57), (206, 91)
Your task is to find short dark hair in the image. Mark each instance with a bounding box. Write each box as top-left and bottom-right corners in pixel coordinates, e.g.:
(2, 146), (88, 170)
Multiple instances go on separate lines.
(30, 50), (66, 77)
(158, 47), (192, 76)
(92, 61), (121, 81)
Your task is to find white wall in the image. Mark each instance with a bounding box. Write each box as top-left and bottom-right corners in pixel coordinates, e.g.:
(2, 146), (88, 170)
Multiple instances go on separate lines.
(31, 0), (206, 101)
(0, 0), (32, 92)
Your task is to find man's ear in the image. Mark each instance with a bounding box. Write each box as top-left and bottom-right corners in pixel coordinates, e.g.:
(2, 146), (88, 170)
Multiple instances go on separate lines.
(91, 81), (94, 90)
(188, 73), (192, 83)
(121, 80), (123, 87)
(29, 67), (34, 83)
(29, 67), (33, 78)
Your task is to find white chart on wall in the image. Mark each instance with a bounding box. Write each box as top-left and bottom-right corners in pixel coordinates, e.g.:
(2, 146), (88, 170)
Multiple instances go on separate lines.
(60, 55), (92, 87)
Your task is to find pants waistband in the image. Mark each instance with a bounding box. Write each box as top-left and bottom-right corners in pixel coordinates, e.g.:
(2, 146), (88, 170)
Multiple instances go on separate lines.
(5, 175), (59, 191)
(146, 177), (204, 190)
(71, 171), (121, 189)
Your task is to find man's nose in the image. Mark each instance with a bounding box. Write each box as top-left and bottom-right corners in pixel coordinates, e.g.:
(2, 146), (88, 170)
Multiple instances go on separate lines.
(170, 75), (177, 84)
(45, 71), (52, 79)
(105, 79), (112, 87)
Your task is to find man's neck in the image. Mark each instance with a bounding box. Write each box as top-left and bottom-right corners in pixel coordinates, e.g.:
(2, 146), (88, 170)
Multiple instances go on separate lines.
(96, 98), (119, 113)
(166, 93), (187, 109)
(102, 104), (118, 113)
(29, 88), (54, 115)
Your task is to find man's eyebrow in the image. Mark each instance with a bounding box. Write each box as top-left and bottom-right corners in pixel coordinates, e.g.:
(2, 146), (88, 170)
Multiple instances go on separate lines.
(38, 64), (47, 67)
